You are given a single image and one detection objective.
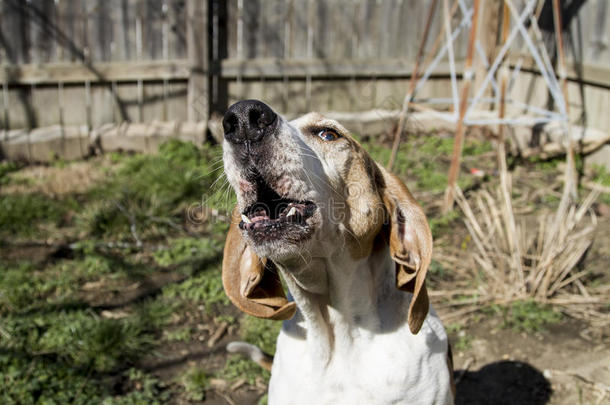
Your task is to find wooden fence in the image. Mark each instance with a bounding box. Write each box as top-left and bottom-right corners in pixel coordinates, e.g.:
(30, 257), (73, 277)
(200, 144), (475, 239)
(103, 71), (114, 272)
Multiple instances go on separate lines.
(1, 0), (609, 133)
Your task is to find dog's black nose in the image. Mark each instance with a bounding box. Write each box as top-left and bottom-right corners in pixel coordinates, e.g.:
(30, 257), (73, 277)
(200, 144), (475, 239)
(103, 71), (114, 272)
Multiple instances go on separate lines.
(223, 100), (277, 144)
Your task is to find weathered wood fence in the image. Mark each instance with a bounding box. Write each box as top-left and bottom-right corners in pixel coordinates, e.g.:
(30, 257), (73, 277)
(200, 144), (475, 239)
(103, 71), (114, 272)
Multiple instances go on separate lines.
(0, 0), (609, 135)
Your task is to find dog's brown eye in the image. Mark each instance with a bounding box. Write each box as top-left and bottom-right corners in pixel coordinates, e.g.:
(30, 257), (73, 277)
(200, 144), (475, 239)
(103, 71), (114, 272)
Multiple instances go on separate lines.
(317, 129), (339, 141)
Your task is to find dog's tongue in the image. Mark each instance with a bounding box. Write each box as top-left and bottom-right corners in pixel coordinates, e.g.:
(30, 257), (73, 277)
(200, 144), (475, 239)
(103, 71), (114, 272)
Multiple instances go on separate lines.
(250, 215), (270, 223)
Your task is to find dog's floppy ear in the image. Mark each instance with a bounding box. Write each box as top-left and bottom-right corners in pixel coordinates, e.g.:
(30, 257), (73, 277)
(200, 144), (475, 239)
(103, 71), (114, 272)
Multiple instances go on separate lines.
(378, 166), (433, 334)
(222, 207), (296, 320)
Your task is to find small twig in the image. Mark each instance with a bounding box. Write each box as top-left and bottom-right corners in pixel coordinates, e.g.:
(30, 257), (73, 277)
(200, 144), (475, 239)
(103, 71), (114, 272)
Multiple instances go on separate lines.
(147, 215), (197, 237)
(455, 357), (475, 386)
(230, 378), (246, 392)
(0, 326), (12, 340)
(207, 322), (228, 348)
(551, 369), (610, 394)
(213, 389), (236, 405)
(114, 201), (143, 248)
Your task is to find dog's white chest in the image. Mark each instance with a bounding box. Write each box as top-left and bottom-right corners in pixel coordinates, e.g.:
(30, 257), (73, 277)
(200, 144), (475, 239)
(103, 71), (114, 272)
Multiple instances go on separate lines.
(268, 312), (453, 405)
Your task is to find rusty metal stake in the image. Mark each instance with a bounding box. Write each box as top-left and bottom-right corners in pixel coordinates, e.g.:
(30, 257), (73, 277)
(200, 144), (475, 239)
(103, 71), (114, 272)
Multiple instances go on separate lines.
(442, 0), (481, 213)
(552, 0), (578, 201)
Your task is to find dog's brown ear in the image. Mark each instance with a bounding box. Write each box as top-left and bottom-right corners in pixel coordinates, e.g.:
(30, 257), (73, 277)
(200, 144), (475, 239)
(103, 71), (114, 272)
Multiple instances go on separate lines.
(378, 166), (433, 334)
(222, 207), (296, 320)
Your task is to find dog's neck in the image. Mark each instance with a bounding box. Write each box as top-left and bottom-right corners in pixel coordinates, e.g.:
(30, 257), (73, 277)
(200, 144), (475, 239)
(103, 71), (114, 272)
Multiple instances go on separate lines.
(275, 245), (409, 365)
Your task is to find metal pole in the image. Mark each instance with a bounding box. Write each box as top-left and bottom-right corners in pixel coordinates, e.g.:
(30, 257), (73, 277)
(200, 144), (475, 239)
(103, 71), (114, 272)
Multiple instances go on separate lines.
(552, 0), (578, 201)
(387, 0), (438, 171)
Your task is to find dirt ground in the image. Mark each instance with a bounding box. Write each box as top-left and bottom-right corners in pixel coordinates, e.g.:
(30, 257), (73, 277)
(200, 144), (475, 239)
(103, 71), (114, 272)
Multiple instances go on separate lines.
(135, 300), (610, 405)
(1, 140), (608, 404)
(452, 317), (609, 405)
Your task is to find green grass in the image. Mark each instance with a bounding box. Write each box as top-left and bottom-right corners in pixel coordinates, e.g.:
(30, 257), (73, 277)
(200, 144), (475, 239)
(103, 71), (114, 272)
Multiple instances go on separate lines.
(0, 161), (21, 185)
(162, 265), (228, 313)
(216, 316), (282, 387)
(0, 134), (578, 402)
(429, 209), (460, 238)
(0, 140), (236, 403)
(358, 134), (491, 194)
(0, 193), (74, 238)
(240, 316), (283, 355)
(153, 237), (223, 270)
(445, 323), (473, 352)
(590, 164), (610, 205)
(83, 140), (230, 240)
(218, 356), (270, 386)
(180, 367), (211, 401)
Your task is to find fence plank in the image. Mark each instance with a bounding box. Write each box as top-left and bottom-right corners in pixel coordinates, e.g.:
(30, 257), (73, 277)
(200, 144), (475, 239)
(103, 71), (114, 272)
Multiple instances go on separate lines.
(56, 0), (88, 62)
(261, 0), (285, 58)
(0, 1), (5, 65)
(226, 0), (238, 58)
(0, 61), (190, 84)
(86, 1), (110, 62)
(167, 0), (187, 59)
(32, 85), (60, 126)
(2, 0), (31, 64)
(29, 0), (58, 63)
(186, 0), (209, 123)
(143, 0), (165, 60)
(220, 58), (452, 79)
(290, 0), (308, 59)
(242, 0), (261, 59)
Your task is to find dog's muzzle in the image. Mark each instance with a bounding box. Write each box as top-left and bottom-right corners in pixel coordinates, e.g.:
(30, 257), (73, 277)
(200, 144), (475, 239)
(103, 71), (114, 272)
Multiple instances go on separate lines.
(222, 100), (318, 247)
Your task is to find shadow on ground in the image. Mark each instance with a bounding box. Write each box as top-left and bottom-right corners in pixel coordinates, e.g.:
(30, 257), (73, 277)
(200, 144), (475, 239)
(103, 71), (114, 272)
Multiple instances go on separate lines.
(456, 361), (552, 405)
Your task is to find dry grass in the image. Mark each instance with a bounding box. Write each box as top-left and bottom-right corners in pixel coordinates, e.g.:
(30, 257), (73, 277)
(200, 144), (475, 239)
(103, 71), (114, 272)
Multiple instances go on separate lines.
(1, 158), (110, 196)
(452, 179), (608, 328)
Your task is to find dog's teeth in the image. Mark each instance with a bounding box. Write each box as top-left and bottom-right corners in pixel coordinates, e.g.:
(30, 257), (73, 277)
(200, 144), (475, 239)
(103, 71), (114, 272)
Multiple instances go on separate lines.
(241, 214), (252, 224)
(286, 207), (297, 217)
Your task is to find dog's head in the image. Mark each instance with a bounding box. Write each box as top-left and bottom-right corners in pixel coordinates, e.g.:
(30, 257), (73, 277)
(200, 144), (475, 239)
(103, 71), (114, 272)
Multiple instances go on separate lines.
(221, 100), (432, 333)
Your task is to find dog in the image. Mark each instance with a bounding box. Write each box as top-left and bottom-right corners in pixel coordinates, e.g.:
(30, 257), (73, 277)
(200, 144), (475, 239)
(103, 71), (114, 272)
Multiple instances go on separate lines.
(221, 100), (455, 404)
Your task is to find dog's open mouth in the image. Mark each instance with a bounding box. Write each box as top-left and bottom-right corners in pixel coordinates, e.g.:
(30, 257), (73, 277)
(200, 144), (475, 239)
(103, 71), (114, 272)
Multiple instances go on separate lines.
(238, 172), (317, 241)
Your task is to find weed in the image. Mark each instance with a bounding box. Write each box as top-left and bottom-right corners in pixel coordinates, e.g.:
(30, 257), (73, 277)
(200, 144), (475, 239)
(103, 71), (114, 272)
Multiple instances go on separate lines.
(180, 366), (210, 401)
(488, 300), (562, 333)
(0, 161), (21, 185)
(104, 369), (170, 405)
(429, 210), (460, 238)
(590, 164), (610, 205)
(216, 316), (282, 386)
(164, 326), (192, 342)
(214, 315), (237, 325)
(135, 298), (176, 329)
(83, 140), (230, 239)
(445, 323), (472, 351)
(240, 316), (282, 355)
(0, 193), (72, 238)
(43, 313), (155, 372)
(454, 332), (473, 351)
(445, 322), (463, 334)
(0, 354), (107, 405)
(0, 262), (59, 312)
(153, 237), (223, 271)
(463, 139), (493, 156)
(528, 156), (561, 172)
(219, 355), (270, 385)
(163, 265), (229, 313)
